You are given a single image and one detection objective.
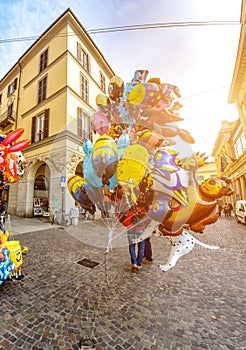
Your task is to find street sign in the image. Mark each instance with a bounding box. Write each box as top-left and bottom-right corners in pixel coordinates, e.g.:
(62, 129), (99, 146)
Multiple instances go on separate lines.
(60, 176), (66, 187)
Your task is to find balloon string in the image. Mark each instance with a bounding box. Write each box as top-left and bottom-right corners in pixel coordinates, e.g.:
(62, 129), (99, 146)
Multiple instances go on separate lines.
(106, 228), (114, 253)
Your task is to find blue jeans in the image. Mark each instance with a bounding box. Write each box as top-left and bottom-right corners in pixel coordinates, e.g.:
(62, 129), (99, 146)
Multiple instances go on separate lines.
(127, 229), (145, 266)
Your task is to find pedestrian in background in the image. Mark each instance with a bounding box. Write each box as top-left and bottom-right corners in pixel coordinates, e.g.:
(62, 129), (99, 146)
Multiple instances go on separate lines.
(224, 203), (230, 217)
(218, 204), (223, 217)
(228, 203), (233, 217)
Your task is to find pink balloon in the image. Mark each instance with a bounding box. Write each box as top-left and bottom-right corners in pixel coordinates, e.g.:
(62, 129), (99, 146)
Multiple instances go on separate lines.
(91, 111), (109, 135)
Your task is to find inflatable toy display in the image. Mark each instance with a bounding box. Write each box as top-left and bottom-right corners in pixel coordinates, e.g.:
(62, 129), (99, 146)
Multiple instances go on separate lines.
(68, 70), (233, 270)
(0, 128), (30, 286)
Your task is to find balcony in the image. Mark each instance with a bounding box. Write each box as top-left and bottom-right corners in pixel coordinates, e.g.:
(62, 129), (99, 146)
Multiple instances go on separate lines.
(0, 110), (16, 130)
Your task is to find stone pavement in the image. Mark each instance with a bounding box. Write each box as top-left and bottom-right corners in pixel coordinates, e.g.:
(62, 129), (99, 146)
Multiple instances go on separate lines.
(0, 215), (245, 350)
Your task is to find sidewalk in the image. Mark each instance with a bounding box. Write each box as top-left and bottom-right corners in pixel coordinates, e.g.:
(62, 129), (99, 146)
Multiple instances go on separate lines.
(5, 214), (55, 235)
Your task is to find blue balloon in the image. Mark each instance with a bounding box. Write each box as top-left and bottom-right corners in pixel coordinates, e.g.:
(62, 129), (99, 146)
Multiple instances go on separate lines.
(83, 139), (93, 156)
(83, 155), (117, 190)
(83, 156), (102, 187)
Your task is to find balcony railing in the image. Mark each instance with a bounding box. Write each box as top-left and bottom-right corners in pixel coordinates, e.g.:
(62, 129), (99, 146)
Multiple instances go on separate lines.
(0, 110), (16, 129)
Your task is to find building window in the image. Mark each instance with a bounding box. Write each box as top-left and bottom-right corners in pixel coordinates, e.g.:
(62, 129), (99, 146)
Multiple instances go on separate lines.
(31, 109), (49, 142)
(77, 107), (91, 139)
(197, 175), (204, 183)
(39, 48), (48, 73)
(100, 71), (106, 93)
(233, 126), (245, 158)
(7, 102), (13, 118)
(0, 93), (2, 104)
(7, 78), (18, 96)
(80, 73), (89, 102)
(38, 76), (47, 104)
(77, 43), (90, 72)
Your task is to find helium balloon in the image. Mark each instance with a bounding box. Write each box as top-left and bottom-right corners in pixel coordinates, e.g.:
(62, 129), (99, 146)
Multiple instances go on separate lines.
(127, 82), (162, 107)
(117, 133), (130, 158)
(83, 155), (102, 187)
(116, 144), (149, 188)
(108, 76), (124, 102)
(147, 193), (172, 222)
(92, 135), (118, 185)
(138, 130), (176, 153)
(91, 111), (109, 135)
(96, 93), (110, 107)
(67, 175), (96, 214)
(159, 176), (234, 236)
(83, 139), (93, 156)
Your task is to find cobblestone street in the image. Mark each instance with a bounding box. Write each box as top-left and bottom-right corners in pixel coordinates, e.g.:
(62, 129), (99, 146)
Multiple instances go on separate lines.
(0, 216), (245, 350)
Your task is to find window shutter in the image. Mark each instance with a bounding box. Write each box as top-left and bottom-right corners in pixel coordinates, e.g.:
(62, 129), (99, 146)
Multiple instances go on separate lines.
(77, 42), (81, 62)
(87, 55), (90, 74)
(7, 103), (13, 118)
(44, 109), (49, 138)
(77, 107), (82, 137)
(31, 116), (36, 143)
(13, 78), (18, 90)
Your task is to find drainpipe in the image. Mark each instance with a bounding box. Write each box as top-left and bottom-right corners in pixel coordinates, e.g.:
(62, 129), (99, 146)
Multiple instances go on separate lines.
(16, 61), (22, 129)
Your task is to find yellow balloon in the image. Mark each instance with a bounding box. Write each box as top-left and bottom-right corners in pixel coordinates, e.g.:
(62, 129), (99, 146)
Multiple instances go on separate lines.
(67, 175), (87, 197)
(92, 135), (118, 180)
(116, 144), (149, 187)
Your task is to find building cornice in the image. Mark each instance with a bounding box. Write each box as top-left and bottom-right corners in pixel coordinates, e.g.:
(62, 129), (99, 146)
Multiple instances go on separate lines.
(211, 120), (237, 156)
(0, 8), (115, 83)
(228, 1), (246, 103)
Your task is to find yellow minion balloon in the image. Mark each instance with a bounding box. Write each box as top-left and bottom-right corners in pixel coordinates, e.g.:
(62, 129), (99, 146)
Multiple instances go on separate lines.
(116, 144), (149, 201)
(67, 175), (87, 198)
(92, 134), (118, 184)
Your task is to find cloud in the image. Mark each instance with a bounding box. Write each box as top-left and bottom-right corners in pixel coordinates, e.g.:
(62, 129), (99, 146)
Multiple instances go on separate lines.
(0, 0), (69, 78)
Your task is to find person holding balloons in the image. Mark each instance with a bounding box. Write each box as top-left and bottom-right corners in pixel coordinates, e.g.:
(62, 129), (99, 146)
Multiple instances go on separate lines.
(127, 211), (146, 271)
(119, 202), (150, 271)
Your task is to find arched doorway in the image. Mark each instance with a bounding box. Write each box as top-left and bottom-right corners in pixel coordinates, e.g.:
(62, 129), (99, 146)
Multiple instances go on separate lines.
(75, 161), (83, 177)
(33, 163), (50, 216)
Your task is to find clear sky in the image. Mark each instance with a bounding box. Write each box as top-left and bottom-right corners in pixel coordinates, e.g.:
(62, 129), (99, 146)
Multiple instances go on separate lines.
(0, 0), (242, 159)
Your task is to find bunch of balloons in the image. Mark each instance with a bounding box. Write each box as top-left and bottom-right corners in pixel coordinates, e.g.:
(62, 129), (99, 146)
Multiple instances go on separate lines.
(68, 70), (233, 239)
(0, 128), (30, 286)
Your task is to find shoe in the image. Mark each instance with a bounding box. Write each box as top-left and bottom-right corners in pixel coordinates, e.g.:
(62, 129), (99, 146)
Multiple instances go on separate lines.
(143, 258), (153, 264)
(131, 264), (138, 270)
(137, 265), (142, 270)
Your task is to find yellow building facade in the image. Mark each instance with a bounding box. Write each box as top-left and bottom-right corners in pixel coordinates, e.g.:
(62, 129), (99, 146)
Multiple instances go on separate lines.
(196, 162), (218, 184)
(0, 8), (114, 217)
(212, 2), (246, 206)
